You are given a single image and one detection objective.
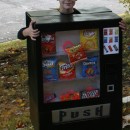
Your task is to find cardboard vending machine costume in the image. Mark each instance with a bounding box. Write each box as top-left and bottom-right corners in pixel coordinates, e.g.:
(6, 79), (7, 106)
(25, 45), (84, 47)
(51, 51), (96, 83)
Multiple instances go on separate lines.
(26, 7), (122, 130)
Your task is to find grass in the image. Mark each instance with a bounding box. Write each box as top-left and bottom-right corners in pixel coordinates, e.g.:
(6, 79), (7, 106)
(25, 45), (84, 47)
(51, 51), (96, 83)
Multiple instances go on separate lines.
(0, 40), (26, 53)
(0, 13), (130, 130)
(0, 40), (34, 129)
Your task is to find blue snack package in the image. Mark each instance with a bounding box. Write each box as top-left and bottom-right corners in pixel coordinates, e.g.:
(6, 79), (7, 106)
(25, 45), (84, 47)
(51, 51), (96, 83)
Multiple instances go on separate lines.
(42, 57), (58, 81)
(82, 56), (98, 78)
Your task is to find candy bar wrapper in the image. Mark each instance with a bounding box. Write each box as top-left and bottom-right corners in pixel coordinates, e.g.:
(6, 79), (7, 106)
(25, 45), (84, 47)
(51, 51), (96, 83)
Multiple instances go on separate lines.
(80, 29), (98, 51)
(65, 44), (87, 64)
(80, 86), (100, 99)
(41, 32), (56, 55)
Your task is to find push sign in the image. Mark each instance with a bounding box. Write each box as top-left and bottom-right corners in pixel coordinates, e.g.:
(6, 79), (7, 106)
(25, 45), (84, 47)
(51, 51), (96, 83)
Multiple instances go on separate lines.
(52, 103), (110, 123)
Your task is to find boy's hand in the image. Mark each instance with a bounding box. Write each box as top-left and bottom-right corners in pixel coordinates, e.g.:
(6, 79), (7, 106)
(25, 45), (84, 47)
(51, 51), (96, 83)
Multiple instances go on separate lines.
(28, 20), (40, 40)
(24, 20), (40, 40)
(119, 20), (126, 32)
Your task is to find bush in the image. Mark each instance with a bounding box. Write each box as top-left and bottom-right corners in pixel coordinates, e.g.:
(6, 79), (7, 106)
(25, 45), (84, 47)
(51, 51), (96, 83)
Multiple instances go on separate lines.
(119, 0), (130, 12)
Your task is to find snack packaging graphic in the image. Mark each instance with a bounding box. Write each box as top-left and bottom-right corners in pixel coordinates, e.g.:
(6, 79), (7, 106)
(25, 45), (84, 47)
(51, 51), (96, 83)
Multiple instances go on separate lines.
(44, 92), (56, 103)
(60, 90), (80, 101)
(80, 29), (98, 51)
(81, 56), (98, 78)
(42, 57), (58, 81)
(41, 32), (56, 55)
(104, 46), (108, 53)
(80, 86), (100, 99)
(108, 45), (113, 52)
(59, 61), (76, 80)
(113, 44), (118, 51)
(65, 44), (87, 64)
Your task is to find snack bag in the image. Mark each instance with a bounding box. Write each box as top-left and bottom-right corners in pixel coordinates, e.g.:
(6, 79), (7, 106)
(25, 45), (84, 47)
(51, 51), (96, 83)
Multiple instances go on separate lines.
(42, 57), (58, 81)
(41, 32), (56, 55)
(80, 29), (98, 51)
(60, 90), (80, 101)
(81, 56), (98, 78)
(65, 44), (87, 64)
(59, 61), (76, 80)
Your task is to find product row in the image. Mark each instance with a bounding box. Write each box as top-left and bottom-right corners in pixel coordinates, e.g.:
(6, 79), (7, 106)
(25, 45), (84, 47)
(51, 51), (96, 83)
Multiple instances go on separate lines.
(42, 55), (100, 82)
(44, 85), (100, 103)
(41, 29), (99, 55)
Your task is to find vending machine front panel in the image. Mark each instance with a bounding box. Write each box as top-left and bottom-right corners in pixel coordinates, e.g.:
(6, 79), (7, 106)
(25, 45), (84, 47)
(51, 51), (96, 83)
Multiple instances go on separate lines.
(26, 7), (122, 130)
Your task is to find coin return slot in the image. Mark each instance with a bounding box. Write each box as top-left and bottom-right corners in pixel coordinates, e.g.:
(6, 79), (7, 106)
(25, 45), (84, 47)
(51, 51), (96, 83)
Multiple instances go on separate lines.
(107, 84), (114, 92)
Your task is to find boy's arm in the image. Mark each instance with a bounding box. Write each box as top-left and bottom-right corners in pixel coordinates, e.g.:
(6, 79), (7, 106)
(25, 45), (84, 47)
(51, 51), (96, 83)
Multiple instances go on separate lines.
(17, 27), (28, 40)
(17, 21), (40, 40)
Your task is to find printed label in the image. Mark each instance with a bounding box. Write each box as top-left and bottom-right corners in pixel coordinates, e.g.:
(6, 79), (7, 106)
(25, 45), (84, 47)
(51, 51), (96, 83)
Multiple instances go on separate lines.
(103, 27), (119, 55)
(80, 89), (100, 99)
(52, 103), (110, 123)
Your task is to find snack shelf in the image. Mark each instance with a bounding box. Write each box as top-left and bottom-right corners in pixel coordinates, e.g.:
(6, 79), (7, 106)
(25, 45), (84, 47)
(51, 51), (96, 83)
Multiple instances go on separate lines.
(42, 49), (99, 58)
(43, 75), (100, 85)
(43, 76), (100, 103)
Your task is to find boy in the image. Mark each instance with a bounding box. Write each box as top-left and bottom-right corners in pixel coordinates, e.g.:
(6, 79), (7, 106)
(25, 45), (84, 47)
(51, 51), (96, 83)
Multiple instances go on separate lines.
(17, 0), (126, 40)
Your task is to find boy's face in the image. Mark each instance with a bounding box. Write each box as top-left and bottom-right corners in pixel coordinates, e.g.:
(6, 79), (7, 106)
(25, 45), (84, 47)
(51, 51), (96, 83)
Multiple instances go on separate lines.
(58, 0), (76, 10)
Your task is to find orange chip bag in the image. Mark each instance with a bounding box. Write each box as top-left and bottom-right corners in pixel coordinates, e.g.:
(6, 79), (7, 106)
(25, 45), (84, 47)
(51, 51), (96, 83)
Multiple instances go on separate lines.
(59, 61), (76, 80)
(65, 44), (87, 64)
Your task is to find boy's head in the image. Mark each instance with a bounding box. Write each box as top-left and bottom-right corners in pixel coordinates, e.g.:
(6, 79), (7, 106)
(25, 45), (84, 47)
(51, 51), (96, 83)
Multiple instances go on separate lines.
(58, 0), (77, 14)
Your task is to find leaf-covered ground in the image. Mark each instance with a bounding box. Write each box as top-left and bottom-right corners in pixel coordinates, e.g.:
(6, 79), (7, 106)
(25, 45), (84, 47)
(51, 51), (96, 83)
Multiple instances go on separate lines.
(0, 40), (33, 129)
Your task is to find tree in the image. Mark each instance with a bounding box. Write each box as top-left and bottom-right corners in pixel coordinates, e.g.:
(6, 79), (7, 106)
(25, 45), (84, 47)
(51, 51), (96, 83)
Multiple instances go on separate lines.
(119, 0), (130, 12)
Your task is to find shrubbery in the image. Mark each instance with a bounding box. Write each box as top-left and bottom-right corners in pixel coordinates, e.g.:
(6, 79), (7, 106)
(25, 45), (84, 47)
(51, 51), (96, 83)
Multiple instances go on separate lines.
(119, 0), (130, 12)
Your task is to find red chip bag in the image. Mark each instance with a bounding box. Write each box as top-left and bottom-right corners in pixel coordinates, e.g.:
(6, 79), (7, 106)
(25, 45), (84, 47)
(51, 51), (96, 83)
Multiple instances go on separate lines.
(65, 44), (87, 64)
(59, 61), (76, 80)
(41, 32), (56, 55)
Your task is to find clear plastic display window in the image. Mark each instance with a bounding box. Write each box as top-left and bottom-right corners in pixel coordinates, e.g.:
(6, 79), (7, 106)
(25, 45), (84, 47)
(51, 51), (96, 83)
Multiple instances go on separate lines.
(41, 29), (100, 103)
